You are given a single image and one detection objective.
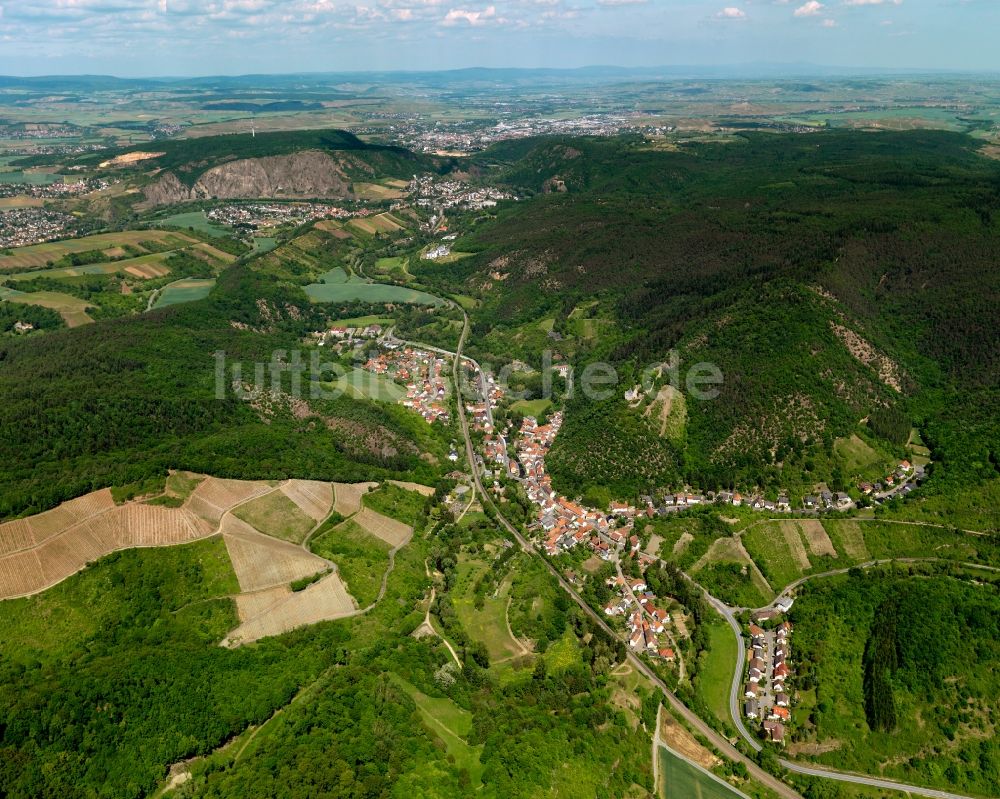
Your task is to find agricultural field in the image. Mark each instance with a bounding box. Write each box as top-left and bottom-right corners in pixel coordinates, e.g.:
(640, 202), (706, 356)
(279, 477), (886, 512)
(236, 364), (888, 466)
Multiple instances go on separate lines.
(0, 488), (218, 598)
(153, 277), (216, 307)
(352, 181), (407, 200)
(347, 212), (405, 236)
(0, 230), (195, 270)
(221, 571), (356, 646)
(279, 479), (334, 522)
(303, 267), (443, 305)
(742, 521), (817, 591)
(361, 482), (428, 530)
(157, 210), (232, 236)
(232, 489), (316, 544)
(332, 481), (377, 517)
(658, 746), (748, 799)
(221, 515), (328, 593)
(0, 286), (93, 326)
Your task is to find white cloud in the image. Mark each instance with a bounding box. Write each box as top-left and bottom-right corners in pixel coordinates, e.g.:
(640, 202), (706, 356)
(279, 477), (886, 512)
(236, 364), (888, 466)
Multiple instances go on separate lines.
(794, 0), (823, 15)
(441, 4), (496, 25)
(716, 6), (746, 18)
(822, 17), (837, 25)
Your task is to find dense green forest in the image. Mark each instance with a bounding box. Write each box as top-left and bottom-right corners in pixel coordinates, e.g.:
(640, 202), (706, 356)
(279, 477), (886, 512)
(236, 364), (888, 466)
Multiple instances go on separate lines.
(0, 263), (449, 519)
(790, 567), (1000, 796)
(0, 488), (658, 798)
(415, 130), (1000, 511)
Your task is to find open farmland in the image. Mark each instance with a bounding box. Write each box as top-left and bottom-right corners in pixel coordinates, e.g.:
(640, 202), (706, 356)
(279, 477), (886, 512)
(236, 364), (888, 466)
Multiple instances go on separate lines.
(221, 571), (356, 646)
(797, 519), (838, 558)
(0, 491), (212, 598)
(185, 477), (274, 526)
(332, 482), (377, 517)
(743, 521), (808, 590)
(0, 230), (196, 270)
(352, 182), (407, 200)
(353, 507), (413, 548)
(152, 277), (216, 308)
(658, 745), (749, 799)
(220, 515), (328, 593)
(823, 519), (870, 560)
(347, 212), (405, 236)
(0, 286), (93, 326)
(279, 479), (334, 522)
(232, 490), (316, 544)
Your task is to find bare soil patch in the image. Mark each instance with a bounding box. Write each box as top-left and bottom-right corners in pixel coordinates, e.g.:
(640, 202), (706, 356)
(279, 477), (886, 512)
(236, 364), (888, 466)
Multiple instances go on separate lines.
(332, 482), (376, 517)
(354, 507), (413, 548)
(280, 480), (333, 522)
(222, 572), (356, 646)
(659, 710), (720, 770)
(221, 516), (328, 593)
(798, 519), (837, 558)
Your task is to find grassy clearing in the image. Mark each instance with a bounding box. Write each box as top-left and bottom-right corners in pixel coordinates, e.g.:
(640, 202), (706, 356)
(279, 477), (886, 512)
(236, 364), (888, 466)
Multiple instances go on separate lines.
(694, 618), (739, 728)
(304, 268), (443, 305)
(658, 745), (747, 799)
(309, 518), (391, 607)
(362, 483), (427, 528)
(153, 278), (215, 308)
(232, 490), (316, 545)
(510, 397), (552, 417)
(0, 286), (93, 326)
(323, 366), (405, 403)
(158, 210), (232, 237)
(452, 556), (524, 663)
(834, 434), (891, 477)
(543, 630), (581, 673)
(0, 537), (238, 659)
(388, 673), (484, 786)
(742, 521), (806, 589)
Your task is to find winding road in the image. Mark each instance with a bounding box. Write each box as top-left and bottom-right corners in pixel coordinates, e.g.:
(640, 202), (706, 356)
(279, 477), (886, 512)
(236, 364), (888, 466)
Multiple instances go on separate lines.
(422, 305), (980, 799)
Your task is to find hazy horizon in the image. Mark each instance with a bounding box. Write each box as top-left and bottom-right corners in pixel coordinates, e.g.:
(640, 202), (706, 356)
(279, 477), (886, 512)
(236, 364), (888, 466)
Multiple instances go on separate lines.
(0, 1), (997, 77)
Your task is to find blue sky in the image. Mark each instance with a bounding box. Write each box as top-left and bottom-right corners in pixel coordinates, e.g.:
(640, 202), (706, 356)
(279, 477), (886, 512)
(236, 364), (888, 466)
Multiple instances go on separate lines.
(0, 0), (996, 76)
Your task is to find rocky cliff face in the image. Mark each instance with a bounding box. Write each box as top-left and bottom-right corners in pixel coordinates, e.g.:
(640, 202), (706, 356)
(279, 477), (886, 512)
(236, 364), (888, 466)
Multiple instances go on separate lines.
(143, 150), (366, 205)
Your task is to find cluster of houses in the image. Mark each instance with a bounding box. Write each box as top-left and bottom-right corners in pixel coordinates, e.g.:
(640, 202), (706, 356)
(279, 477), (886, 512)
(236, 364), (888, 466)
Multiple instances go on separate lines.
(0, 207), (75, 249)
(603, 575), (676, 662)
(314, 323), (384, 347)
(862, 459), (925, 502)
(743, 612), (794, 745)
(363, 346), (450, 424)
(206, 202), (363, 229)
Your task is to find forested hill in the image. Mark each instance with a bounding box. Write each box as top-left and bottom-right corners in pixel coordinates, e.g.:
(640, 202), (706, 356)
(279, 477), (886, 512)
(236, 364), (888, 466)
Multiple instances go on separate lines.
(0, 265), (448, 520)
(417, 130), (1000, 504)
